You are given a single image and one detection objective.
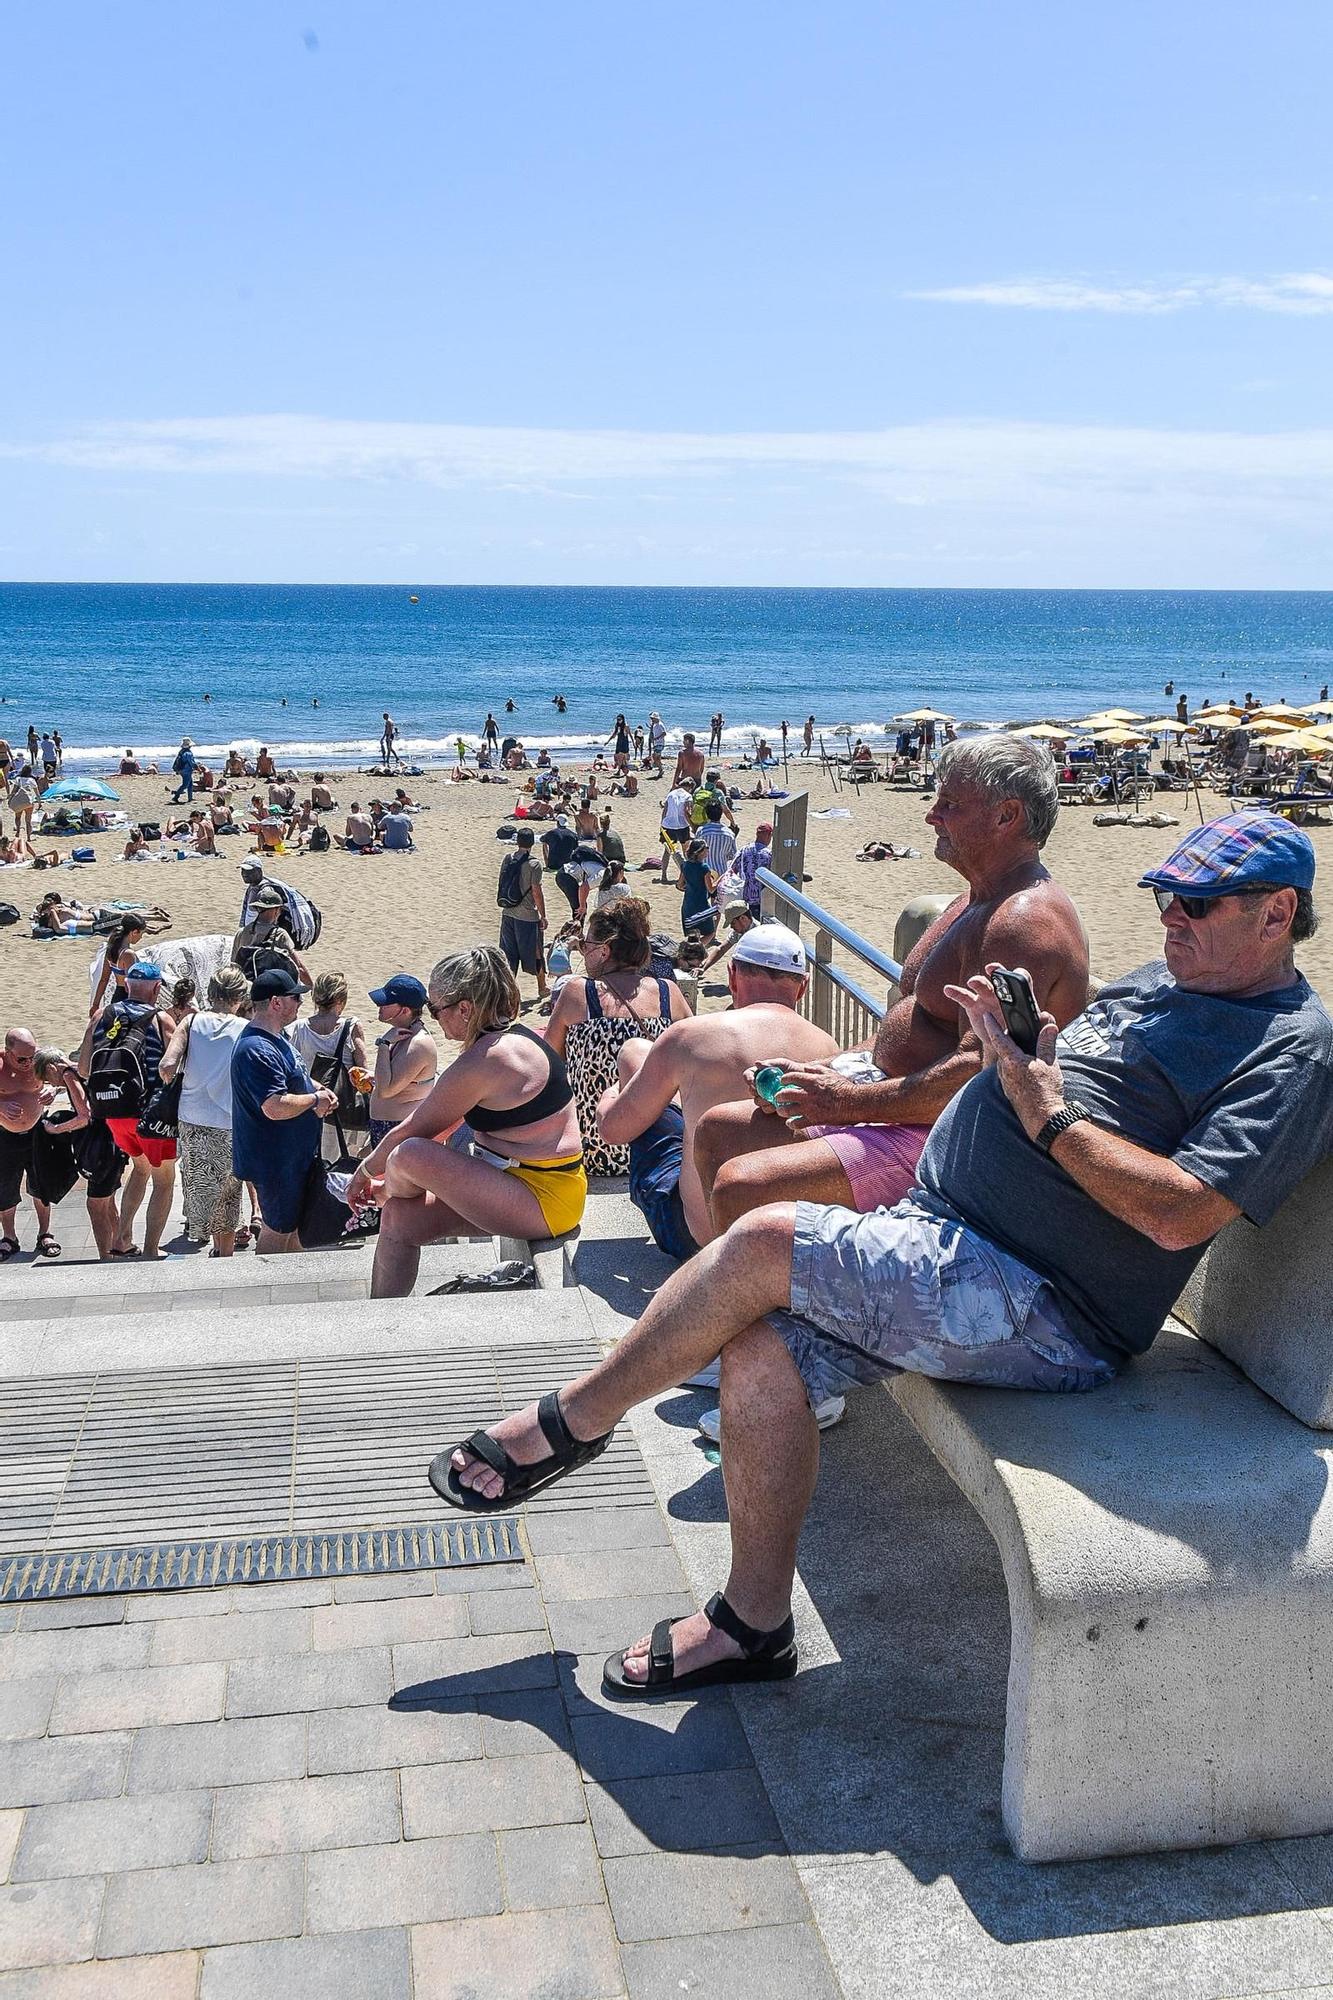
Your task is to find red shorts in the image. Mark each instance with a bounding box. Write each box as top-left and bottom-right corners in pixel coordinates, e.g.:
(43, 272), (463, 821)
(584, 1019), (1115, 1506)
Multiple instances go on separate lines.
(106, 1118), (177, 1168)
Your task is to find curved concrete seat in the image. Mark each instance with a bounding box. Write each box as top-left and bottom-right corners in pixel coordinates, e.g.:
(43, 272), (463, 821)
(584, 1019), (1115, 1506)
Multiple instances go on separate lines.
(894, 1327), (1333, 1862)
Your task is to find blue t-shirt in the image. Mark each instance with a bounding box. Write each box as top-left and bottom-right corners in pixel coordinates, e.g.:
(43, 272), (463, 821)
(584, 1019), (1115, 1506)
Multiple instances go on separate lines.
(681, 859), (713, 927)
(230, 1023), (319, 1184)
(918, 959), (1333, 1360)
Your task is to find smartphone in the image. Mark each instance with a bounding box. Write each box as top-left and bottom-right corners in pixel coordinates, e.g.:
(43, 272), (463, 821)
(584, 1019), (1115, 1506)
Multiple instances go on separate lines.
(989, 967), (1042, 1056)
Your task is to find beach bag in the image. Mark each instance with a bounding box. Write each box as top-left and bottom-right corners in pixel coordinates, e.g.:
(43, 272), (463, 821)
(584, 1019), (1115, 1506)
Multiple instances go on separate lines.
(496, 854), (530, 909)
(308, 1021), (368, 1133)
(139, 822), (161, 841)
(72, 848), (95, 863)
(308, 824), (331, 852)
(272, 882), (322, 948)
(136, 1020), (187, 1142)
(297, 1147), (380, 1248)
(29, 1120), (80, 1207)
(0, 905), (18, 927)
(87, 1003), (155, 1118)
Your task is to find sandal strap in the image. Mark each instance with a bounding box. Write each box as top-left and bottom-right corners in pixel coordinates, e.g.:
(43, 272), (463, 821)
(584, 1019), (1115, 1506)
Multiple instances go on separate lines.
(536, 1391), (574, 1455)
(647, 1618), (677, 1685)
(457, 1429), (518, 1487)
(704, 1591), (795, 1660)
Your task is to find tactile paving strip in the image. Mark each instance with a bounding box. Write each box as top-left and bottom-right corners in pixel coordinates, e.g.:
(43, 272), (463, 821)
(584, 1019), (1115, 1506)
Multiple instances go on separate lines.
(0, 1339), (655, 1556)
(0, 1516), (522, 1603)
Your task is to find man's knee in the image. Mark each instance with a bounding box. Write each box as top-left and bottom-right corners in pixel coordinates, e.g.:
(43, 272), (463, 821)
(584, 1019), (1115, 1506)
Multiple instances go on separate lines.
(719, 1318), (807, 1405)
(717, 1200), (797, 1276)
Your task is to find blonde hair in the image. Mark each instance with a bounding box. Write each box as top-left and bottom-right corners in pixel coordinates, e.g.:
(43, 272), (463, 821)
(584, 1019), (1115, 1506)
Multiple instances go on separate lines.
(428, 946), (518, 1046)
(206, 964), (249, 1010)
(311, 970), (349, 1009)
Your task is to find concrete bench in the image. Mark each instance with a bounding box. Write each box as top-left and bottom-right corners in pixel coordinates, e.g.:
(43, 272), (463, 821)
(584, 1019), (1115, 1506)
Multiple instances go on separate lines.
(892, 1154), (1333, 1862)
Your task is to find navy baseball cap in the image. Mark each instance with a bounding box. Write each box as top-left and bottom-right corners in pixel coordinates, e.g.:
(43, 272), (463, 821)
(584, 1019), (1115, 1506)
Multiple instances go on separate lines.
(1139, 809), (1316, 900)
(369, 973), (428, 1008)
(250, 967), (301, 1001)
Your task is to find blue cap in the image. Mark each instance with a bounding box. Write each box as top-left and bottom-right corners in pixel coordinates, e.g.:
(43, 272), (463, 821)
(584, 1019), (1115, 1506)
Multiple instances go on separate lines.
(1139, 809), (1316, 900)
(126, 960), (161, 981)
(370, 973), (428, 1009)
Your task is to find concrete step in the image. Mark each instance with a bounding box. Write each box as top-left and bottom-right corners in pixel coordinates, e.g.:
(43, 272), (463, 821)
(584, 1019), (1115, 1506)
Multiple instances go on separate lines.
(0, 1239), (504, 1323)
(0, 1287), (599, 1378)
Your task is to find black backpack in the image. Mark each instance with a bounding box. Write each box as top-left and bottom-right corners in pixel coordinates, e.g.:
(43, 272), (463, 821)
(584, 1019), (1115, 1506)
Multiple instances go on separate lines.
(87, 1002), (157, 1118)
(308, 824), (331, 852)
(496, 853), (530, 910)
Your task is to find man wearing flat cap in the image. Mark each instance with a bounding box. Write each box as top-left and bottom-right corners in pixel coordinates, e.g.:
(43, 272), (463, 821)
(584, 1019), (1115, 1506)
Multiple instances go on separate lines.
(433, 812), (1333, 1701)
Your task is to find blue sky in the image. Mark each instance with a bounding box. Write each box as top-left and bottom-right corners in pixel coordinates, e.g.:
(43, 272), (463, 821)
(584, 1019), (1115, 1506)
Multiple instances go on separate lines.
(2, 0), (1331, 585)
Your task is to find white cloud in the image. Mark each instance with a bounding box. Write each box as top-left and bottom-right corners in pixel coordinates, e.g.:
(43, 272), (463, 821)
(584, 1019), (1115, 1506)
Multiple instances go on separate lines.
(910, 273), (1333, 314)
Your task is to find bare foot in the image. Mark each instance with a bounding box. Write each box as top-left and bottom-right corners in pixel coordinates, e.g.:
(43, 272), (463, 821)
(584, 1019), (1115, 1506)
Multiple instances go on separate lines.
(618, 1611), (742, 1684)
(450, 1401), (552, 1502)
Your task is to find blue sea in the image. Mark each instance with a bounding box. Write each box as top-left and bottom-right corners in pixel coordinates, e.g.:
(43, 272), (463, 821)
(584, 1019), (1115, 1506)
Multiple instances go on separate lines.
(0, 585), (1330, 770)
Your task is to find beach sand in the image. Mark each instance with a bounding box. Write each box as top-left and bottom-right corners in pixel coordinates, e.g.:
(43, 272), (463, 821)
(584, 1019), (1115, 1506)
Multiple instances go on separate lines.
(2, 760), (1329, 1058)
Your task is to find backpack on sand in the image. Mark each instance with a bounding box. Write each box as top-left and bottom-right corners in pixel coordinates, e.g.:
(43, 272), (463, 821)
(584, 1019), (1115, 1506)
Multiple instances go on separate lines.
(496, 854), (530, 910)
(87, 1003), (156, 1119)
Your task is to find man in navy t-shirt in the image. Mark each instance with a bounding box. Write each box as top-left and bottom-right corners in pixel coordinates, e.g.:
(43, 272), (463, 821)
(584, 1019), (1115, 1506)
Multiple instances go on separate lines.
(231, 967), (338, 1252)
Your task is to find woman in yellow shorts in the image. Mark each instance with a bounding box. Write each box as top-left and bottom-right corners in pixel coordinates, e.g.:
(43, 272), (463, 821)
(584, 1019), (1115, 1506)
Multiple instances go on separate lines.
(347, 946), (587, 1297)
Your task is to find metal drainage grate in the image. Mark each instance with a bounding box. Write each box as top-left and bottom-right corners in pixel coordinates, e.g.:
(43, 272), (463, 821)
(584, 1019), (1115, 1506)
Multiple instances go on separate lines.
(0, 1517), (523, 1604)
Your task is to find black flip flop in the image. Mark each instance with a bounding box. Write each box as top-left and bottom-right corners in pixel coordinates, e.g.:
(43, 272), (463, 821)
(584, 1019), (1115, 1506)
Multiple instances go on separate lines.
(429, 1391), (613, 1513)
(602, 1591), (797, 1701)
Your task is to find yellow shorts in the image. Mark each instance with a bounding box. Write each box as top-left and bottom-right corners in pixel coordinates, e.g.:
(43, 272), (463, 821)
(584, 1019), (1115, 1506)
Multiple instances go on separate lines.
(504, 1154), (588, 1237)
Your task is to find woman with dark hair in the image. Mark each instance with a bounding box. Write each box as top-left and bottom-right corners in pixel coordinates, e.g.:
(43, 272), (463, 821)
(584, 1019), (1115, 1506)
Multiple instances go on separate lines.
(678, 838), (719, 938)
(88, 916), (149, 1017)
(546, 899), (692, 1175)
(605, 713), (631, 776)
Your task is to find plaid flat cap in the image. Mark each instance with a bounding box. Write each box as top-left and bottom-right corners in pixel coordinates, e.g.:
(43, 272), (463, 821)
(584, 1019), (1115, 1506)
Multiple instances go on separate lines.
(1139, 809), (1316, 898)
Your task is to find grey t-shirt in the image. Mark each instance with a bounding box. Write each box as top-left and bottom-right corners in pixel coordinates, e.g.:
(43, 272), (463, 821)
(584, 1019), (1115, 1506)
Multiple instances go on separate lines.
(917, 959), (1333, 1361)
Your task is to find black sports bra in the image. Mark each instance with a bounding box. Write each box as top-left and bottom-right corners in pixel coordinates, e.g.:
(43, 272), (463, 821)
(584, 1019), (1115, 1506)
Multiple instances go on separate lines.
(468, 1023), (574, 1133)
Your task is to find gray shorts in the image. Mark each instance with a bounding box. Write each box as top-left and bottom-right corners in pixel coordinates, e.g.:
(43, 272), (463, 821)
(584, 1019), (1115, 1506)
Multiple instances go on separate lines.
(767, 1195), (1116, 1409)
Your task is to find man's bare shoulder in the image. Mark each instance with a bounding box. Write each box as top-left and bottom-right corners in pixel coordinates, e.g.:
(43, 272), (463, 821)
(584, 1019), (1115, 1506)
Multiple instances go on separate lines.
(981, 875), (1086, 950)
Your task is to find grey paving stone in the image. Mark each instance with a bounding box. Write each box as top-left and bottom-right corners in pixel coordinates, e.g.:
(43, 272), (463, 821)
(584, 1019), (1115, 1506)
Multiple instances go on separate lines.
(620, 1922), (841, 2000)
(126, 1715), (306, 1794)
(0, 1950), (201, 1996)
(124, 1588), (236, 1623)
(305, 1833), (503, 1930)
(572, 1703), (755, 1784)
(545, 1595), (696, 1656)
(524, 1508), (670, 1556)
(311, 1594), (468, 1653)
(211, 1770), (400, 1858)
(557, 1652), (732, 1718)
(4, 1625), (152, 1681)
(411, 1906), (623, 2000)
(534, 1550), (689, 1603)
(401, 1753), (585, 1839)
(307, 1703), (480, 1777)
(585, 1767), (783, 1857)
(0, 1876), (105, 1970)
(50, 1663), (226, 1736)
(0, 1679), (56, 1744)
(332, 1572), (434, 1602)
(225, 1647), (391, 1717)
(392, 1633), (557, 1700)
(433, 1564), (534, 1597)
(147, 1606), (312, 1667)
(225, 1579), (332, 1609)
(0, 1734), (131, 1809)
(0, 1815), (19, 1886)
(201, 1926), (411, 2000)
(99, 1854), (305, 1957)
(14, 1791), (212, 1881)
(478, 1691), (573, 1760)
(19, 1599), (127, 1632)
(467, 1588), (545, 1637)
(604, 1847), (810, 1942)
(500, 1823), (605, 1912)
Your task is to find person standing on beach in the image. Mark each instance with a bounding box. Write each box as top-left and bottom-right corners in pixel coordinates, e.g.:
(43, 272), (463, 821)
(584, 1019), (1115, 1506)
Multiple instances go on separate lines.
(646, 713), (666, 776)
(7, 765), (39, 857)
(497, 828), (549, 1001)
(708, 712), (725, 757)
(803, 716), (815, 755)
(171, 738), (196, 803)
(482, 713), (499, 753)
(606, 713), (631, 775)
(380, 713), (401, 767)
(671, 732), (706, 792)
(231, 968), (338, 1253)
(0, 1029), (60, 1261)
(780, 719), (789, 762)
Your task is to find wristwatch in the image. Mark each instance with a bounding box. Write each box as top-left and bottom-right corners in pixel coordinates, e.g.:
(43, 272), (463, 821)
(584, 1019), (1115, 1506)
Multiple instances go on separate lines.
(1033, 1101), (1093, 1155)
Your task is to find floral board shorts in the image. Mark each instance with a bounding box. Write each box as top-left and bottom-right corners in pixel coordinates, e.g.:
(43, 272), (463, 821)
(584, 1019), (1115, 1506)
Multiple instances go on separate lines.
(766, 1194), (1117, 1411)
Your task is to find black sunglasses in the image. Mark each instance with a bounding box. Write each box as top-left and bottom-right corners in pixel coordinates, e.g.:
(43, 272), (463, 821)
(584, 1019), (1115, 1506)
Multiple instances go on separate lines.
(1151, 885), (1275, 920)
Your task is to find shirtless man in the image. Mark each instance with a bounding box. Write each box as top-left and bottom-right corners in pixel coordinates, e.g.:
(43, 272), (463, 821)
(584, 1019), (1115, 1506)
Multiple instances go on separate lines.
(596, 923), (836, 1256)
(342, 804), (375, 852)
(311, 777), (336, 811)
(671, 732), (706, 792)
(695, 735), (1089, 1235)
(0, 1029), (58, 1260)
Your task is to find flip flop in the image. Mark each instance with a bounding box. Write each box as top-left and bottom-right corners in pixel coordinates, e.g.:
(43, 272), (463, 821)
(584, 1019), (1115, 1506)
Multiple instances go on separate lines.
(430, 1391), (613, 1513)
(602, 1591), (797, 1701)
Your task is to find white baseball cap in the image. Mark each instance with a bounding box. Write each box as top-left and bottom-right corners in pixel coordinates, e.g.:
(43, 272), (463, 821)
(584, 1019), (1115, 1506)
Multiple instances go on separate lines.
(732, 921), (806, 975)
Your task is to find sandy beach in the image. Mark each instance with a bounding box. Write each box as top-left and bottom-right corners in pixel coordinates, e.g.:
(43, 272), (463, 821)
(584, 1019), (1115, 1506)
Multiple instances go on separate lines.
(2, 757), (1329, 1058)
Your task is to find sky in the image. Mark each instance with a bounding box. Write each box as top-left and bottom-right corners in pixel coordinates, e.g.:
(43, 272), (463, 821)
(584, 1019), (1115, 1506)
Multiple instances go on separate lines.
(2, 0), (1332, 587)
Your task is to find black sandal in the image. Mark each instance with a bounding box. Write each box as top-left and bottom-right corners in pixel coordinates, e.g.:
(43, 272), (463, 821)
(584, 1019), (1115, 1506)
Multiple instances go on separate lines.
(34, 1233), (61, 1260)
(0, 1236), (19, 1263)
(602, 1591), (797, 1701)
(429, 1391), (613, 1513)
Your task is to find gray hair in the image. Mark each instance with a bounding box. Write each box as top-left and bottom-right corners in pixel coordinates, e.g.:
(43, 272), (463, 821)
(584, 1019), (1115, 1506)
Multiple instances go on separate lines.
(206, 964), (250, 1011)
(936, 733), (1060, 849)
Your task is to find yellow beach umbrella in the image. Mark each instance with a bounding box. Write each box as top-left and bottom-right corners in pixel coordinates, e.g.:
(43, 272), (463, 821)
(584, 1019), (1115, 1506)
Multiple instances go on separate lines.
(1140, 718), (1195, 735)
(894, 708), (955, 723)
(1307, 700), (1333, 717)
(1092, 726), (1151, 745)
(1261, 730), (1331, 755)
(1195, 705), (1244, 720)
(1013, 724), (1070, 740)
(1252, 702), (1312, 722)
(1200, 713), (1247, 731)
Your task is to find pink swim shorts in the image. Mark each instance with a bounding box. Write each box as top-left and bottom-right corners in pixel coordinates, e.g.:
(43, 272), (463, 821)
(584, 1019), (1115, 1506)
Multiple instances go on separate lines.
(803, 1120), (930, 1214)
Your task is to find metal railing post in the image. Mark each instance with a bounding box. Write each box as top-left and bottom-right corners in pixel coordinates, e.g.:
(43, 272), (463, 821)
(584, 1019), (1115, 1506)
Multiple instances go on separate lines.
(812, 927), (834, 1034)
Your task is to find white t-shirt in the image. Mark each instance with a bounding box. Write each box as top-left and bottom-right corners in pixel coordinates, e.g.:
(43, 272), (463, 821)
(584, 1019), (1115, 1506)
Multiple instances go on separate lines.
(177, 1012), (247, 1129)
(662, 787), (693, 831)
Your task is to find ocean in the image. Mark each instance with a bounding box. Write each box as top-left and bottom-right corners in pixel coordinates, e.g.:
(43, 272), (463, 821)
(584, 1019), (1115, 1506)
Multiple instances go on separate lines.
(0, 584), (1330, 771)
